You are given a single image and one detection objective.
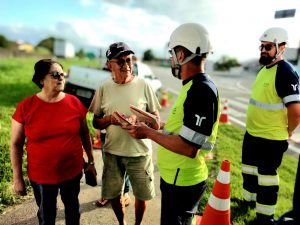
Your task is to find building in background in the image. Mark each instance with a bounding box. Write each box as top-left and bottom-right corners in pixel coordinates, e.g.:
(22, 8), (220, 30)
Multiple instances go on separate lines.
(53, 39), (75, 58)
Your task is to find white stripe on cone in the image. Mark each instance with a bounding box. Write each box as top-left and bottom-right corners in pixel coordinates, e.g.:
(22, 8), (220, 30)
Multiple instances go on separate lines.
(217, 170), (230, 184)
(208, 194), (230, 211)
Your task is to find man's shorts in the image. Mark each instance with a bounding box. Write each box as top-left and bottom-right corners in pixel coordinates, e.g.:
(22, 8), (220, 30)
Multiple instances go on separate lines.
(102, 153), (155, 201)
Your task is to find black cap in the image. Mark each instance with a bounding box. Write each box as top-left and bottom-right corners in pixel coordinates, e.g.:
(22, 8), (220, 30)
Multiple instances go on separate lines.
(106, 42), (134, 60)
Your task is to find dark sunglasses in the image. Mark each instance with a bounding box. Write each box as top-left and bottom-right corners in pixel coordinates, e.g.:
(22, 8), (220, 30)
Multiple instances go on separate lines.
(110, 58), (132, 67)
(49, 71), (66, 80)
(259, 44), (275, 51)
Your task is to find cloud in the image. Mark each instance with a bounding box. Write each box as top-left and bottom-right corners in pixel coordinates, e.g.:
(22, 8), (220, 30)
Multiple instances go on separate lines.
(79, 0), (96, 6)
(1, 0), (299, 61)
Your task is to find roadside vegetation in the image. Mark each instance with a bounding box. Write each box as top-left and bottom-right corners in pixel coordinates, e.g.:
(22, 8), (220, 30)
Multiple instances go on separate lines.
(0, 58), (297, 225)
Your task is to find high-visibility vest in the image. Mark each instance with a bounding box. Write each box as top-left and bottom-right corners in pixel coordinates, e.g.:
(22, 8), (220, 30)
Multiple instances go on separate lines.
(246, 64), (288, 140)
(157, 76), (220, 186)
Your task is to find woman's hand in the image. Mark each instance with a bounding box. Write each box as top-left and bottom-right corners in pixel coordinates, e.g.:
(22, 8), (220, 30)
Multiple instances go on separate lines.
(85, 163), (97, 177)
(13, 177), (27, 196)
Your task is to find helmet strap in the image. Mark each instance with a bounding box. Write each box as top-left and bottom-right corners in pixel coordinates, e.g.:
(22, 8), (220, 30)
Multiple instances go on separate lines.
(181, 53), (197, 65)
(272, 43), (283, 62)
(170, 49), (200, 79)
(171, 49), (182, 79)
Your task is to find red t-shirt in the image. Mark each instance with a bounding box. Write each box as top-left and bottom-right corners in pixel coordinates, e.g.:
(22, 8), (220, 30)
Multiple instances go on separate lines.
(12, 94), (87, 184)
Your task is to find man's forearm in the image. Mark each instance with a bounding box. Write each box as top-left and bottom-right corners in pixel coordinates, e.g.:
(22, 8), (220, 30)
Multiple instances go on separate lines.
(93, 116), (112, 130)
(146, 129), (198, 158)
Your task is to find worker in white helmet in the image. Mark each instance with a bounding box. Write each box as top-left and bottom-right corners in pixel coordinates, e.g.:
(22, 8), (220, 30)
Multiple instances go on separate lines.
(241, 27), (300, 225)
(123, 23), (221, 225)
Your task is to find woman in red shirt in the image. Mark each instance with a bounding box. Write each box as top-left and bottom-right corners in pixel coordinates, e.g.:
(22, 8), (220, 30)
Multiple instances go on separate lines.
(10, 59), (96, 225)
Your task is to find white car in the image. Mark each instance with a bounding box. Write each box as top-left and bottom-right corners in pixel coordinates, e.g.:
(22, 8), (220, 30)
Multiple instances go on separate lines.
(65, 61), (162, 108)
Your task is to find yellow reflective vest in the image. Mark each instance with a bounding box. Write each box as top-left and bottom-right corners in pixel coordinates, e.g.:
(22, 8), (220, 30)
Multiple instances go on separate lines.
(246, 64), (288, 140)
(157, 74), (220, 186)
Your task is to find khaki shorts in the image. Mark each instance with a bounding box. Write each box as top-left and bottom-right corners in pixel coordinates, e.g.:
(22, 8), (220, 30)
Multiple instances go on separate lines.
(102, 153), (155, 201)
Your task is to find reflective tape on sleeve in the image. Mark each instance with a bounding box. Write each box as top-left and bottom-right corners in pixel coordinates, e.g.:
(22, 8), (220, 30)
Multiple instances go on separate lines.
(283, 94), (300, 104)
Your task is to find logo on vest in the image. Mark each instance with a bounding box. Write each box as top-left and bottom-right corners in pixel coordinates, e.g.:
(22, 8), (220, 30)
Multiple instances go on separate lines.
(195, 114), (206, 126)
(291, 84), (298, 91)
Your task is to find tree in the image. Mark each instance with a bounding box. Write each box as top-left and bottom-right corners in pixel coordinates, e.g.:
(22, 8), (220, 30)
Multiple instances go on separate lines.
(0, 34), (9, 48)
(36, 37), (56, 53)
(143, 49), (155, 61)
(214, 55), (240, 71)
(76, 48), (85, 58)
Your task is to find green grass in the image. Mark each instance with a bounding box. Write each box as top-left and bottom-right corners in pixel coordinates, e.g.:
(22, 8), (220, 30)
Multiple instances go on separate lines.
(0, 57), (298, 225)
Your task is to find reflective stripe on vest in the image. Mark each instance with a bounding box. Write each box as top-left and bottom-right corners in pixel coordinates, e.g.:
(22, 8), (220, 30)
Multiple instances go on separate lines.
(258, 174), (279, 186)
(208, 194), (230, 211)
(249, 98), (285, 110)
(246, 64), (289, 140)
(242, 164), (258, 175)
(256, 203), (276, 216)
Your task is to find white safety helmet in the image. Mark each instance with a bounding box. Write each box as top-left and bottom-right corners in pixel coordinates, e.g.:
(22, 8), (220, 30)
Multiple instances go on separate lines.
(169, 23), (213, 55)
(259, 27), (288, 44)
(259, 27), (288, 62)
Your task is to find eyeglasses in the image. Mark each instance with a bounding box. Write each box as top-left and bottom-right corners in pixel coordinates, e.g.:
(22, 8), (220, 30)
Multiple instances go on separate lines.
(110, 58), (132, 67)
(259, 44), (275, 51)
(168, 48), (182, 57)
(49, 71), (66, 80)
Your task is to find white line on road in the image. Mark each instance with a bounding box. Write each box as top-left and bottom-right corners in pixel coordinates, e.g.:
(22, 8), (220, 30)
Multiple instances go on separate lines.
(227, 99), (248, 110)
(235, 97), (250, 103)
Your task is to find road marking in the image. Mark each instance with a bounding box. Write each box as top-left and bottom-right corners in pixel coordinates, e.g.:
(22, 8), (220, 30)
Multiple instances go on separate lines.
(228, 108), (246, 118)
(230, 115), (246, 127)
(235, 97), (249, 103)
(227, 99), (248, 110)
(288, 144), (300, 154)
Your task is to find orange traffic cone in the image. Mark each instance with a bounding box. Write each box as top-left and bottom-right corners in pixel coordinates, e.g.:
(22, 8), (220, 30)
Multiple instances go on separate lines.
(200, 160), (231, 225)
(160, 89), (169, 107)
(220, 99), (230, 124)
(195, 215), (202, 225)
(92, 137), (102, 149)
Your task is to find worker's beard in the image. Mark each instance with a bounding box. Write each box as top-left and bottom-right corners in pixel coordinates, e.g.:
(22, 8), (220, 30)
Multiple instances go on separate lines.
(259, 55), (274, 66)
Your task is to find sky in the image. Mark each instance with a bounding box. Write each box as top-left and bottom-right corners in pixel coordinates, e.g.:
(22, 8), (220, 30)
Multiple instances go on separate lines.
(0, 0), (299, 62)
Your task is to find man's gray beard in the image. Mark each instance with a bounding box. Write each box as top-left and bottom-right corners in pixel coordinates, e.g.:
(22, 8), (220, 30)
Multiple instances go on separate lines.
(259, 55), (273, 65)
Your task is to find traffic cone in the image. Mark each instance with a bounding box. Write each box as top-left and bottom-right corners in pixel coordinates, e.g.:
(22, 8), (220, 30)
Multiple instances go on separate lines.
(220, 99), (230, 124)
(191, 214), (203, 225)
(195, 215), (202, 225)
(200, 160), (231, 225)
(92, 137), (102, 149)
(160, 89), (169, 107)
